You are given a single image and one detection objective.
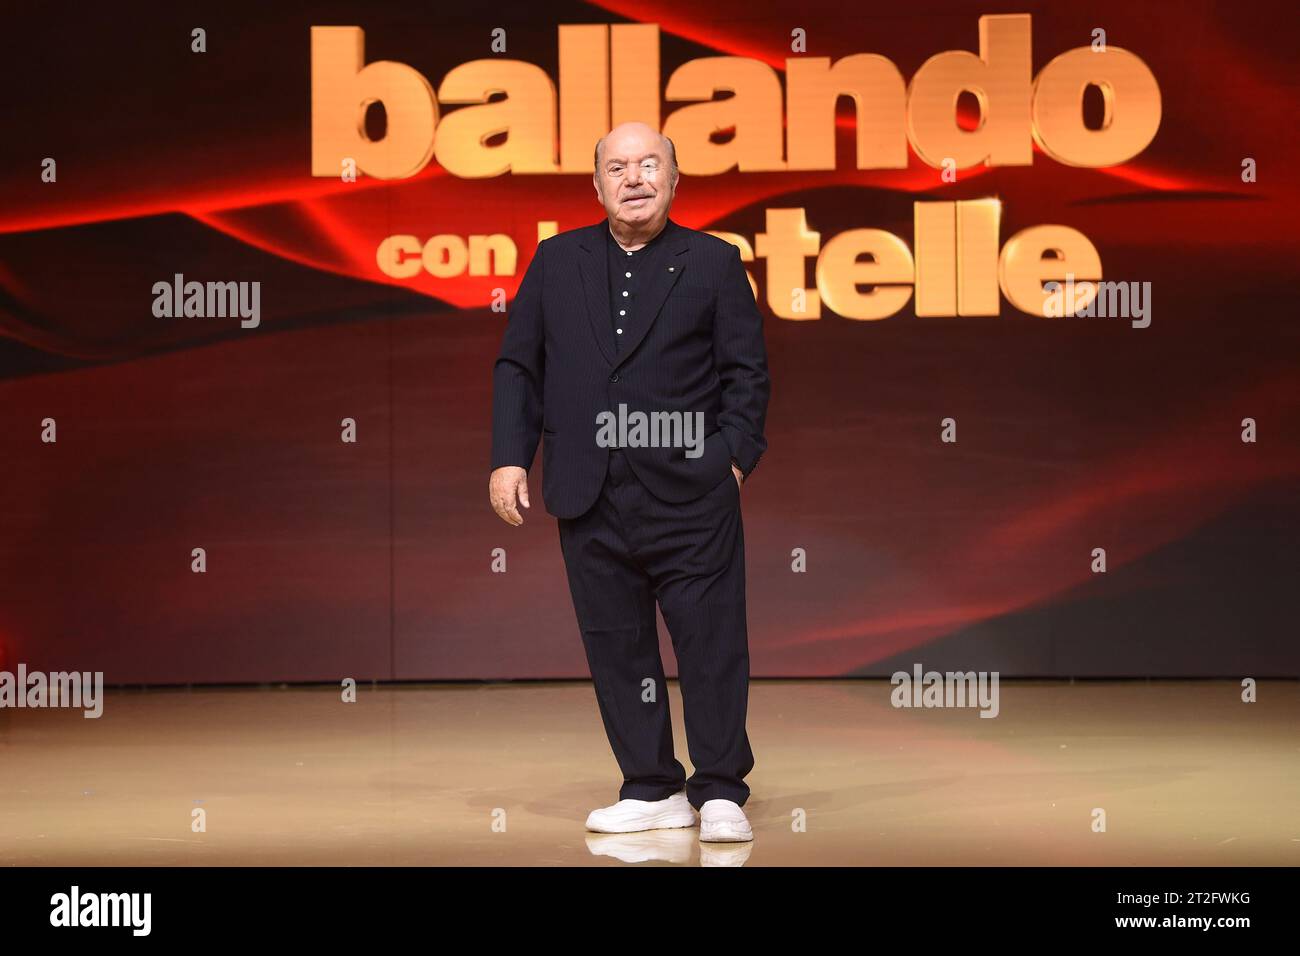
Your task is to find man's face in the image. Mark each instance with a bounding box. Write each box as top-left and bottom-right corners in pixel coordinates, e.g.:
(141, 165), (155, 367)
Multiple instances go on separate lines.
(594, 131), (676, 230)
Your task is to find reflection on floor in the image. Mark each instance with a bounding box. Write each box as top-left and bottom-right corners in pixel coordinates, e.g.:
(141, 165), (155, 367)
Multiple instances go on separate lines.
(2, 680), (1296, 866)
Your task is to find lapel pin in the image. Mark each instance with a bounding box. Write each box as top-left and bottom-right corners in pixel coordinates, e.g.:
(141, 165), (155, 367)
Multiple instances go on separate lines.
(668, 266), (674, 272)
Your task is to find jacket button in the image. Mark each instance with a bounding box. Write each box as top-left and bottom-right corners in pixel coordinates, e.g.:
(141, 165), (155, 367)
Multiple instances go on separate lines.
(609, 373), (620, 383)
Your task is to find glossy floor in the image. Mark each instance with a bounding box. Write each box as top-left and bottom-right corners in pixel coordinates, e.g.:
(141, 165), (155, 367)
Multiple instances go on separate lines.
(1, 680), (1296, 866)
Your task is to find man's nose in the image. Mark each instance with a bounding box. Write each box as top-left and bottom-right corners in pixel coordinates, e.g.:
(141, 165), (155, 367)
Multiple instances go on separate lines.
(624, 165), (641, 186)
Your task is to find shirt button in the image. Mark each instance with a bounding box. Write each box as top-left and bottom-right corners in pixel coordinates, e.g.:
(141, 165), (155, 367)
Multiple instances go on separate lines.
(616, 328), (623, 334)
(625, 271), (631, 278)
(609, 373), (620, 383)
(622, 290), (628, 297)
(619, 310), (625, 316)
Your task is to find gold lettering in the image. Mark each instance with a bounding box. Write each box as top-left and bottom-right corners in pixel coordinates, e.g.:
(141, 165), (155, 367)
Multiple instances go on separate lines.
(755, 209), (821, 319)
(434, 60), (559, 176)
(664, 58), (786, 174)
(786, 55), (908, 170)
(310, 26), (438, 179)
(817, 229), (915, 320)
(1032, 47), (1162, 166)
(998, 225), (1102, 315)
(907, 15), (1033, 169)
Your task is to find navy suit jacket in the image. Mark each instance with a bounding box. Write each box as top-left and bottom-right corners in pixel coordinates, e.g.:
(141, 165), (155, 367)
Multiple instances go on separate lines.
(491, 216), (770, 519)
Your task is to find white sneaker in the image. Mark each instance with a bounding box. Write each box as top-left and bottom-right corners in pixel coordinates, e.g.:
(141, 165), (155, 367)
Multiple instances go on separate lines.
(585, 790), (698, 833)
(698, 799), (753, 842)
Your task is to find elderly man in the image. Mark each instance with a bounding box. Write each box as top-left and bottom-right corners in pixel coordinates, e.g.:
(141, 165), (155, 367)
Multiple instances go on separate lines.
(489, 121), (769, 842)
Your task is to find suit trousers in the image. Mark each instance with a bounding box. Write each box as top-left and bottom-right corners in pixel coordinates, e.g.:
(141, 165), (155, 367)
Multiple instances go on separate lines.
(557, 448), (755, 810)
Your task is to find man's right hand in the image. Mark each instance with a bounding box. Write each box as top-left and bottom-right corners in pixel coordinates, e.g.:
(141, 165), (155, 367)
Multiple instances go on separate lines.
(489, 466), (530, 526)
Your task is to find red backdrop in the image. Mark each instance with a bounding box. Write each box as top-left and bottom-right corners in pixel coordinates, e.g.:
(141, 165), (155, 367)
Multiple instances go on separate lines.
(1, 0), (1296, 681)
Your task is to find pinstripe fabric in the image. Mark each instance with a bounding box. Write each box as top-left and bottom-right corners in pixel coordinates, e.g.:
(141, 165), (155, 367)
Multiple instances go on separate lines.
(491, 216), (770, 519)
(492, 215), (768, 810)
(558, 449), (754, 809)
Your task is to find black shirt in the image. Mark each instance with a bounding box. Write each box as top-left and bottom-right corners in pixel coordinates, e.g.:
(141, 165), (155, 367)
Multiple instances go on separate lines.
(605, 222), (669, 354)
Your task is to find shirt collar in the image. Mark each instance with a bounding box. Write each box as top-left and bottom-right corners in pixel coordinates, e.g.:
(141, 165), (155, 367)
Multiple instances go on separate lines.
(607, 219), (670, 255)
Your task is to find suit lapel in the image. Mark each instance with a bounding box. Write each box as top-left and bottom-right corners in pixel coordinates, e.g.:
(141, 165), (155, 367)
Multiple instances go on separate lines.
(577, 222), (617, 366)
(578, 217), (692, 369)
(613, 217), (689, 370)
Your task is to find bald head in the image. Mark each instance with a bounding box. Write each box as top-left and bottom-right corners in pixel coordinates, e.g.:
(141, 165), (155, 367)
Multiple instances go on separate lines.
(593, 122), (678, 238)
(594, 122), (678, 185)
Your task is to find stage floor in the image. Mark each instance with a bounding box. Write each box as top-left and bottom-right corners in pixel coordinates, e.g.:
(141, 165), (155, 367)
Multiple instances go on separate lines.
(1, 680), (1296, 866)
